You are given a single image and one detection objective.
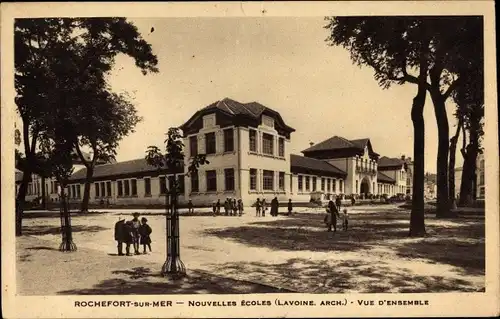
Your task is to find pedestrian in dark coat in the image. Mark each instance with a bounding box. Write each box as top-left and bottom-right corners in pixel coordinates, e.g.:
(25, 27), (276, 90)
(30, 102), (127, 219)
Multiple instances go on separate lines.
(327, 200), (339, 232)
(255, 198), (261, 217)
(271, 197), (279, 216)
(232, 199), (238, 216)
(139, 217), (152, 254)
(287, 199), (293, 216)
(335, 196), (342, 212)
(216, 199), (221, 215)
(114, 217), (126, 256)
(123, 221), (134, 256)
(237, 199), (244, 216)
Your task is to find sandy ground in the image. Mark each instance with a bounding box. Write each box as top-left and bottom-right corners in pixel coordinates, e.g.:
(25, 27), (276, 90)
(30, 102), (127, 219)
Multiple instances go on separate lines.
(17, 204), (485, 294)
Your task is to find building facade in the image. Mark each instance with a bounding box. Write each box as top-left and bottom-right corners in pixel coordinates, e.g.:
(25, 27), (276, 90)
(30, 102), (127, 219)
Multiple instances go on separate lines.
(16, 98), (404, 207)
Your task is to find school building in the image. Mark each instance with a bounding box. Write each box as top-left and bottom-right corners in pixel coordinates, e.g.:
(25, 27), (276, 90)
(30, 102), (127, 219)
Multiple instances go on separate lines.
(17, 98), (410, 207)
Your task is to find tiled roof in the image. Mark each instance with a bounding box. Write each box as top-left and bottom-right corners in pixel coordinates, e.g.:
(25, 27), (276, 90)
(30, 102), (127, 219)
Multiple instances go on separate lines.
(290, 154), (346, 177)
(184, 97), (295, 132)
(302, 136), (356, 153)
(377, 171), (396, 184)
(69, 158), (182, 181)
(378, 156), (405, 168)
(350, 138), (370, 149)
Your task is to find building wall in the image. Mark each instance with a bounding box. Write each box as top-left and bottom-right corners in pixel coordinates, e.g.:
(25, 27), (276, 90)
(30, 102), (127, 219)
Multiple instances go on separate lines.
(379, 167), (407, 195)
(476, 153), (485, 199)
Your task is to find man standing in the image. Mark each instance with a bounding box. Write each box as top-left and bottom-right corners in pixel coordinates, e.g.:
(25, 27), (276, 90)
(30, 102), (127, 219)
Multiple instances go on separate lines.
(335, 196), (342, 212)
(114, 216), (126, 256)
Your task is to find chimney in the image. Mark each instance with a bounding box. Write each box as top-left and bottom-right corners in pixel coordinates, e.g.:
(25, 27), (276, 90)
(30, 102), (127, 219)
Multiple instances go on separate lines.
(309, 142), (314, 147)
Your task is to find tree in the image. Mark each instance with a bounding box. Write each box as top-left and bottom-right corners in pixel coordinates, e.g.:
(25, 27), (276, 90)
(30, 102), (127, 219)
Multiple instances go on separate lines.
(145, 128), (209, 276)
(14, 18), (158, 234)
(325, 17), (431, 236)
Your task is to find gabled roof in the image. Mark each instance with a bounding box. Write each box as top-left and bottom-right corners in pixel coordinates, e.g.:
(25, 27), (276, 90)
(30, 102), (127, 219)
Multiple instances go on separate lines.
(378, 156), (405, 168)
(69, 158), (182, 181)
(377, 171), (396, 184)
(302, 135), (379, 158)
(290, 154), (346, 177)
(180, 97), (295, 133)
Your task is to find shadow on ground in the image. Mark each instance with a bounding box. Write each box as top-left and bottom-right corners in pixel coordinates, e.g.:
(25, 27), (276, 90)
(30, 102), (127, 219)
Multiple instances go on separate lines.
(204, 210), (485, 276)
(209, 257), (484, 293)
(22, 225), (108, 236)
(57, 267), (290, 295)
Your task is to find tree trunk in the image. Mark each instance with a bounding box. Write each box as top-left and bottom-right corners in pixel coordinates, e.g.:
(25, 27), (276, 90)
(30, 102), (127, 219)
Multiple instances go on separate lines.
(41, 176), (47, 210)
(80, 165), (94, 213)
(448, 118), (462, 209)
(409, 86), (427, 237)
(15, 171), (31, 236)
(459, 143), (478, 206)
(430, 90), (452, 218)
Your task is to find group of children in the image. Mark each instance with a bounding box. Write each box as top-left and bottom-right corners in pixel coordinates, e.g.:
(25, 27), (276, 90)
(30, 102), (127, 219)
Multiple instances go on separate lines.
(324, 199), (349, 232)
(114, 212), (153, 256)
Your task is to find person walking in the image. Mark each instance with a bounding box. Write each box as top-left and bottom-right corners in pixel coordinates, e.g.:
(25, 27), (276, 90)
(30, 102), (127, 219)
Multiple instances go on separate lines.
(131, 212), (141, 255)
(139, 217), (152, 254)
(328, 200), (339, 232)
(335, 196), (342, 212)
(187, 199), (194, 214)
(255, 198), (261, 217)
(287, 199), (293, 216)
(114, 216), (126, 256)
(212, 201), (217, 216)
(216, 199), (221, 215)
(262, 199), (267, 217)
(237, 199), (244, 216)
(271, 197), (279, 216)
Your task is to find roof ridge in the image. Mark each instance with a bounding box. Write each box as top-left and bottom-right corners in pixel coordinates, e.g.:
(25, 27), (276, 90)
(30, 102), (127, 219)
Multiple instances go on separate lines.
(220, 99), (235, 115)
(336, 136), (355, 146)
(241, 102), (258, 116)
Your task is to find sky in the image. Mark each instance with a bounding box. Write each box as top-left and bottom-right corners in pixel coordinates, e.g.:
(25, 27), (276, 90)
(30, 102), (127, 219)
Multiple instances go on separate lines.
(18, 17), (464, 173)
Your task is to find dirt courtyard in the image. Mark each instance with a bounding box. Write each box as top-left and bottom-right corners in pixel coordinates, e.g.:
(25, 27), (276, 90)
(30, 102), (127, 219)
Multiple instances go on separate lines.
(16, 204), (485, 294)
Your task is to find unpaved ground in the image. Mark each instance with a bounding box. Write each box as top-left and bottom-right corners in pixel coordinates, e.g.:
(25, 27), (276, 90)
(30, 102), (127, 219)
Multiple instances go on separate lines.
(17, 205), (485, 294)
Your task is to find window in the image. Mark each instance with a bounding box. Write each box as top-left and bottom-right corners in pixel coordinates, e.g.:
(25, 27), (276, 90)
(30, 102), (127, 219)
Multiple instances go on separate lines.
(189, 136), (198, 157)
(106, 181), (111, 197)
(290, 174), (293, 192)
(356, 180), (358, 193)
(100, 182), (105, 196)
(339, 180), (343, 192)
(205, 132), (216, 154)
(178, 176), (185, 194)
(224, 168), (235, 191)
(71, 185), (76, 198)
(312, 177), (317, 191)
(262, 133), (274, 155)
(479, 187), (485, 197)
(76, 185), (81, 198)
(278, 137), (285, 157)
(117, 181), (123, 196)
(95, 183), (100, 198)
(144, 178), (151, 196)
(279, 172), (285, 191)
(479, 173), (485, 185)
(206, 170), (217, 192)
(305, 176), (310, 191)
(131, 179), (137, 196)
(124, 180), (130, 196)
(250, 169), (257, 190)
(321, 178), (325, 191)
(263, 170), (274, 190)
(224, 129), (234, 152)
(249, 130), (257, 152)
(159, 176), (167, 194)
(50, 181), (54, 194)
(480, 159), (485, 170)
(191, 173), (199, 192)
(327, 179), (331, 192)
(298, 175), (303, 191)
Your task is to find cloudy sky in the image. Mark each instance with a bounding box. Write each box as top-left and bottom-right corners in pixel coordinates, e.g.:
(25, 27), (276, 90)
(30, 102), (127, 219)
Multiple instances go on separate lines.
(21, 17), (464, 173)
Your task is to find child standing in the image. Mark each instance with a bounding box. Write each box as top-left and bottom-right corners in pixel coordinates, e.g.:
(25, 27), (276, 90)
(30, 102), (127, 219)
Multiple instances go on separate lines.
(287, 199), (293, 216)
(262, 199), (267, 217)
(139, 217), (152, 254)
(342, 209), (349, 231)
(187, 199), (194, 213)
(212, 201), (217, 216)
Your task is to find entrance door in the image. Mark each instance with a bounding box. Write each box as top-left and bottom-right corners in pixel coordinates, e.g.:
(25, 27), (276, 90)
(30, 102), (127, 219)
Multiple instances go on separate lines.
(360, 178), (370, 197)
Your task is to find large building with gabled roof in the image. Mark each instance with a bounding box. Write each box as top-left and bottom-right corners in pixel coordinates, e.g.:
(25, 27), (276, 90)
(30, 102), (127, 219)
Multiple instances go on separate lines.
(17, 98), (405, 207)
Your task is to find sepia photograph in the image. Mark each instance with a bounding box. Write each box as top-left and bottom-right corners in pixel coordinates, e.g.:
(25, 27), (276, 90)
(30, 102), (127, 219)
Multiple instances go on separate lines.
(1, 1), (498, 318)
